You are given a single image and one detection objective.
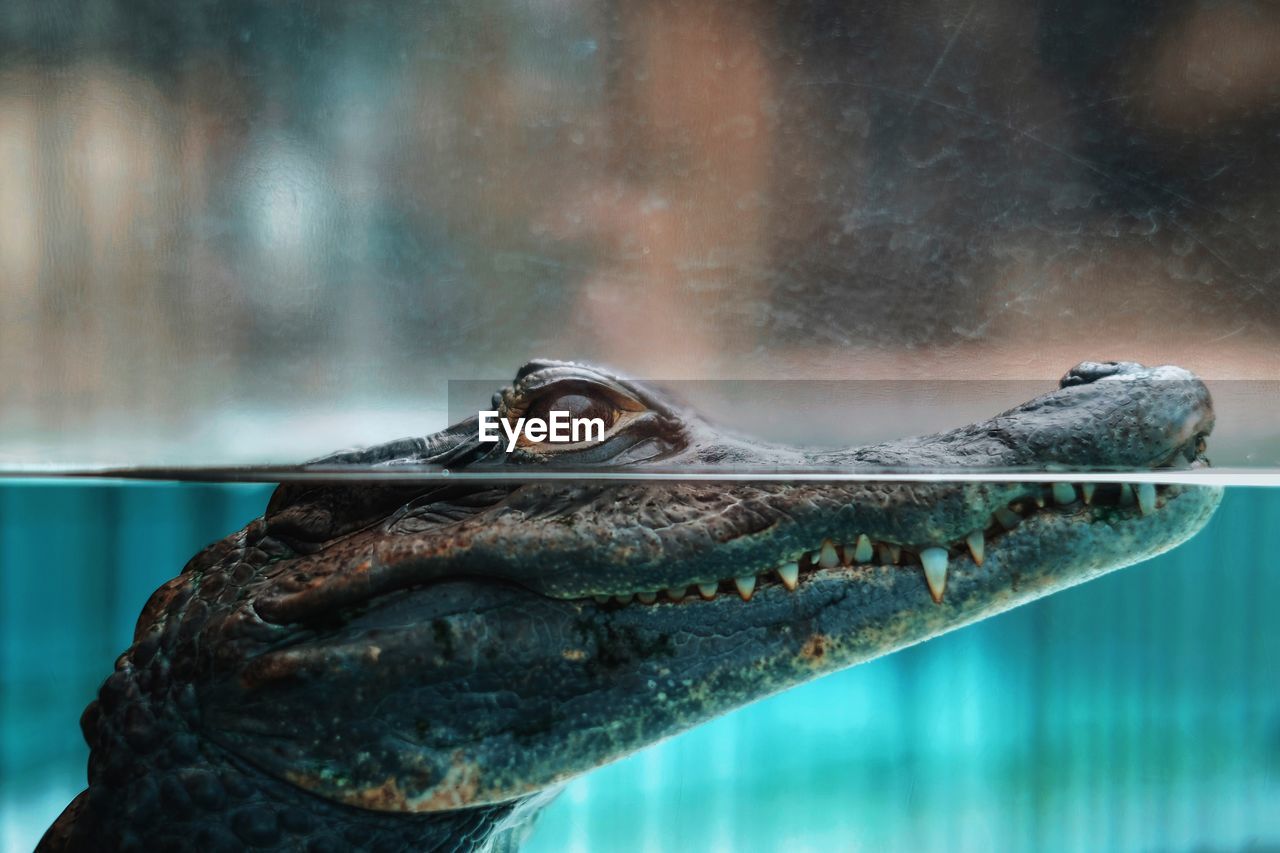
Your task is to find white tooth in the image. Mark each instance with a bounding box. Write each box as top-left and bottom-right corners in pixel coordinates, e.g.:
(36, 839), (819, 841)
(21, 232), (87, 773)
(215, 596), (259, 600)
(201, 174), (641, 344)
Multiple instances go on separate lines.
(819, 540), (840, 568)
(965, 531), (984, 565)
(778, 562), (800, 590)
(593, 595), (611, 605)
(1052, 482), (1077, 505)
(666, 587), (687, 602)
(614, 594), (633, 605)
(697, 583), (718, 600)
(734, 575), (757, 601)
(1034, 493), (1046, 508)
(853, 534), (873, 563)
(1119, 484), (1136, 506)
(994, 507), (1021, 530)
(1136, 483), (1157, 515)
(920, 547), (950, 604)
(636, 591), (657, 604)
(807, 550), (821, 565)
(1081, 483), (1096, 504)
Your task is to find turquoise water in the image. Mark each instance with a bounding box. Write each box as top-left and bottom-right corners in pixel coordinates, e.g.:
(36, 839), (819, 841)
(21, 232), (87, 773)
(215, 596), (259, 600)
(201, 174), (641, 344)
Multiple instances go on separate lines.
(1, 482), (1276, 852)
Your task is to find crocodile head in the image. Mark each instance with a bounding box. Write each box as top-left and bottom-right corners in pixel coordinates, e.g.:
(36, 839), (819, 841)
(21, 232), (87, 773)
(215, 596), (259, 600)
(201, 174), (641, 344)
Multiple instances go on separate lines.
(53, 360), (1221, 851)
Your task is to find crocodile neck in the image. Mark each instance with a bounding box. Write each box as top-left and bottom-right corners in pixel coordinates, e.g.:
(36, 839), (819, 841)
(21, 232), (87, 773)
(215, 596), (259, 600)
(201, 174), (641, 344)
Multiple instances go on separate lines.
(42, 643), (544, 852)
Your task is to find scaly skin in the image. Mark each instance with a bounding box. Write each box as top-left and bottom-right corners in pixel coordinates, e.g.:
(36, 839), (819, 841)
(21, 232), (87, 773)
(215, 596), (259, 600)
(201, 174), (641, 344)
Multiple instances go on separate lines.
(41, 360), (1221, 852)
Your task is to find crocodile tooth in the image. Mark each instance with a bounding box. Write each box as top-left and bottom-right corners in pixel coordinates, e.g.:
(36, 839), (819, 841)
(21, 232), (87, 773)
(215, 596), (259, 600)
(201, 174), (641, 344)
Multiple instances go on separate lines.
(734, 575), (757, 601)
(1081, 483), (1096, 504)
(920, 547), (949, 604)
(853, 534), (873, 563)
(778, 562), (799, 590)
(965, 531), (984, 565)
(636, 591), (657, 604)
(818, 540), (840, 568)
(994, 507), (1021, 530)
(697, 582), (718, 600)
(666, 587), (687, 602)
(1136, 482), (1157, 515)
(876, 543), (894, 564)
(1034, 492), (1046, 508)
(593, 595), (611, 605)
(1119, 484), (1136, 506)
(889, 545), (901, 564)
(1052, 482), (1076, 505)
(614, 594), (633, 605)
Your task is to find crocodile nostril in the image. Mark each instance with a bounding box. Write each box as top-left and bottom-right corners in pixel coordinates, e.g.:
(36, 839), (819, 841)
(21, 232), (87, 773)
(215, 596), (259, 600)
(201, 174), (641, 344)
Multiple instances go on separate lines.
(1059, 361), (1130, 388)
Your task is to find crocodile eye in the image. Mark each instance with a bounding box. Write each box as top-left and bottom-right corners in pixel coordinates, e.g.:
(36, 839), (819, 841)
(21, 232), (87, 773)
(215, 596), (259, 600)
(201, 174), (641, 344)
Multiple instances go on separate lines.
(525, 391), (618, 431)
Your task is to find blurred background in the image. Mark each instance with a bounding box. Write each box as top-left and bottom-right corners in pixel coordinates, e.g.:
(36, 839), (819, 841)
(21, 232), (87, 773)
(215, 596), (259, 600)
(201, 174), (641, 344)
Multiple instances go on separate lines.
(0, 0), (1278, 466)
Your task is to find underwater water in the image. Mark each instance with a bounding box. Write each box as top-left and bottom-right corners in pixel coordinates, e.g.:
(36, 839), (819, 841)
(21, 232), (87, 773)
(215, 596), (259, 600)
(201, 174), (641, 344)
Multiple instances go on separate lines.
(1, 481), (1276, 853)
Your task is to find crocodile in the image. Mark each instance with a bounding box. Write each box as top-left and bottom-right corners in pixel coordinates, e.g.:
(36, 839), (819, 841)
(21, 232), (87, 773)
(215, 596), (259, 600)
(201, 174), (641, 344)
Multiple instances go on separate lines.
(40, 359), (1221, 852)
